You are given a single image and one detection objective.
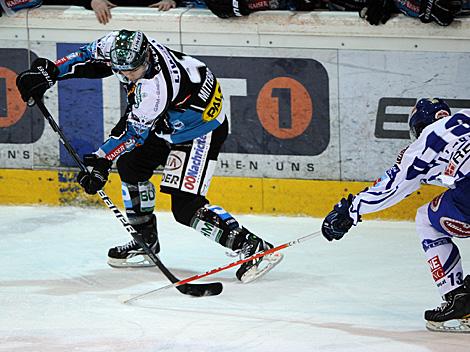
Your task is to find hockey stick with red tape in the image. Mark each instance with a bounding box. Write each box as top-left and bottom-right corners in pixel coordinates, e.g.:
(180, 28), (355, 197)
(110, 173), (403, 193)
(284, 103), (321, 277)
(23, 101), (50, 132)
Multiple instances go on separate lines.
(34, 98), (223, 297)
(124, 230), (322, 303)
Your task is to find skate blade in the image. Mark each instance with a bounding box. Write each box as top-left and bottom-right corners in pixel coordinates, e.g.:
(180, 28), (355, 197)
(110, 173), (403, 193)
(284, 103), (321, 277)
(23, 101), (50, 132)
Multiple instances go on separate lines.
(240, 253), (284, 284)
(107, 254), (157, 268)
(426, 318), (470, 333)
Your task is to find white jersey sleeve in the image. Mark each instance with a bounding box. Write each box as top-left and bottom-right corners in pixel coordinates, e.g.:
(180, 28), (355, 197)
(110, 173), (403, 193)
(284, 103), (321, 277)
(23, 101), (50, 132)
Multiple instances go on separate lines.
(349, 110), (470, 224)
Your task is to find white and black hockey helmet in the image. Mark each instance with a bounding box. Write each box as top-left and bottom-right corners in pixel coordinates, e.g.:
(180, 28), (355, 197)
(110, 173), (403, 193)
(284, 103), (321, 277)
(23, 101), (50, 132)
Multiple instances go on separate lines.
(110, 30), (149, 71)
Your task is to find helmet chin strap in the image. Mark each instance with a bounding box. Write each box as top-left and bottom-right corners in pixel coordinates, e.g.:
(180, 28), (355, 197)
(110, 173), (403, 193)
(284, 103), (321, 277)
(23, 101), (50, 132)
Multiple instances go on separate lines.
(113, 70), (131, 84)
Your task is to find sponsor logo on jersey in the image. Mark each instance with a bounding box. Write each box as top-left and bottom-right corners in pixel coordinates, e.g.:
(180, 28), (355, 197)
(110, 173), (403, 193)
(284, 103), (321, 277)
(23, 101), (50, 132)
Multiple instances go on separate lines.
(183, 135), (209, 193)
(55, 52), (84, 67)
(448, 142), (470, 175)
(172, 120), (185, 131)
(94, 40), (104, 56)
(422, 237), (452, 252)
(430, 193), (443, 212)
(440, 217), (470, 238)
(105, 143), (126, 160)
(444, 161), (456, 176)
(165, 153), (183, 171)
(395, 147), (408, 165)
(162, 173), (180, 186)
(385, 165), (399, 181)
(124, 138), (137, 149)
(428, 255), (445, 281)
(198, 70), (215, 102)
(134, 83), (144, 108)
(157, 44), (180, 84)
(202, 82), (223, 122)
(161, 150), (186, 189)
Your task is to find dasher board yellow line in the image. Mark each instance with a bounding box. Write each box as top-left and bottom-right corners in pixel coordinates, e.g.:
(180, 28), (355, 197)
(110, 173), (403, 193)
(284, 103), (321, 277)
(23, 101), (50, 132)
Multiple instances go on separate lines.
(0, 168), (443, 221)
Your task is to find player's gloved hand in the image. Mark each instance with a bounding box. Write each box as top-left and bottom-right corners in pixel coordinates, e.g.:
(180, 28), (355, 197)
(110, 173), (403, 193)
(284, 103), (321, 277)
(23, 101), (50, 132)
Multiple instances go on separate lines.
(322, 194), (355, 241)
(153, 115), (174, 137)
(419, 0), (462, 26)
(16, 58), (59, 104)
(360, 0), (397, 25)
(77, 154), (112, 195)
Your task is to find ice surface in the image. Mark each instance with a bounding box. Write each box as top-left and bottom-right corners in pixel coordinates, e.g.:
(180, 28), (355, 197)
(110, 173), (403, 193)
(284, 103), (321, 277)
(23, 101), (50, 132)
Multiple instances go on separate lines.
(1, 205), (469, 351)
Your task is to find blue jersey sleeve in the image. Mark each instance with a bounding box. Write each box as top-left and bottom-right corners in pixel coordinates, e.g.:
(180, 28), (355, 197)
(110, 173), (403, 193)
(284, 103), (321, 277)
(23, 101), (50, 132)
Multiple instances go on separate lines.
(95, 120), (151, 161)
(54, 35), (115, 80)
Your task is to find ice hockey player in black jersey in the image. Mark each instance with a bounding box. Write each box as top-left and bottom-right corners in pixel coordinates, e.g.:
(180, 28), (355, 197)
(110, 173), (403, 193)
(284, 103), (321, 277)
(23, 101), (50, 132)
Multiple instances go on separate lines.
(16, 29), (282, 283)
(321, 98), (470, 332)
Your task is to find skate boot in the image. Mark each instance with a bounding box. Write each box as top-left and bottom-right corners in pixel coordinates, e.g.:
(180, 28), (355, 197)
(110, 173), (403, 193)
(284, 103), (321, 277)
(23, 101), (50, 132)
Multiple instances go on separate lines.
(234, 228), (283, 283)
(425, 275), (470, 333)
(107, 214), (160, 268)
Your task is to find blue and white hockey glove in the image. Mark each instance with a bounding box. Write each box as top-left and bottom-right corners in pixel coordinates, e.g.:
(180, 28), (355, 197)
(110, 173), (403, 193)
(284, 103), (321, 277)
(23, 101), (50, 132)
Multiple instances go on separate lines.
(77, 154), (112, 195)
(322, 194), (356, 241)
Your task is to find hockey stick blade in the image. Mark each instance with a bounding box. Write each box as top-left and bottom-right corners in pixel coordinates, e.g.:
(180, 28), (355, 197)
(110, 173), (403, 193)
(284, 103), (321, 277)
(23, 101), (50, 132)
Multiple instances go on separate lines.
(124, 230), (322, 303)
(96, 191), (223, 297)
(34, 99), (223, 298)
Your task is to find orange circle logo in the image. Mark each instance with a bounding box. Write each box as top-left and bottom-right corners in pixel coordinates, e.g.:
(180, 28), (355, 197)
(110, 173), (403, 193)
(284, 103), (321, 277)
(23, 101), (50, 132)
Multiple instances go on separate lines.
(256, 77), (313, 139)
(0, 67), (26, 128)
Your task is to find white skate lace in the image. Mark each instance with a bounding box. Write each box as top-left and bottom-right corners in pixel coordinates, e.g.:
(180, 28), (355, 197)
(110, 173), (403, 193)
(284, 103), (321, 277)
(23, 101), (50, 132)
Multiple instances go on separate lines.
(225, 244), (254, 260)
(225, 240), (268, 260)
(436, 302), (449, 312)
(225, 249), (241, 258)
(241, 243), (255, 259)
(433, 298), (455, 313)
(118, 239), (138, 251)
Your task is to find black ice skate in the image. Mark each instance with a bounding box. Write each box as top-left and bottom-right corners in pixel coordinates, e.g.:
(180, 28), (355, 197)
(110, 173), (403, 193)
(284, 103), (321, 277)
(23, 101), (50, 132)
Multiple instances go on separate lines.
(235, 229), (283, 283)
(107, 214), (160, 268)
(425, 275), (470, 333)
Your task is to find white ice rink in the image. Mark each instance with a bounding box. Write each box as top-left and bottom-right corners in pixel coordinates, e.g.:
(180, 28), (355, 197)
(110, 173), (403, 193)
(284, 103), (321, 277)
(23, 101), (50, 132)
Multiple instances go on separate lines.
(1, 205), (470, 352)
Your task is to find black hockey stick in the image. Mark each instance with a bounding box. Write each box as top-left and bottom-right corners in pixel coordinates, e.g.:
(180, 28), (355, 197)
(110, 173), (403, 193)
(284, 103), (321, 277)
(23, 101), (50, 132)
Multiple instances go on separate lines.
(34, 98), (223, 297)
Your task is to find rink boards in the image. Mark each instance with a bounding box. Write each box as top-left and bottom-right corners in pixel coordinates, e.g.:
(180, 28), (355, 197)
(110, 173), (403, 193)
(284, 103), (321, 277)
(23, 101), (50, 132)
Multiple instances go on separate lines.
(0, 168), (442, 220)
(0, 7), (468, 219)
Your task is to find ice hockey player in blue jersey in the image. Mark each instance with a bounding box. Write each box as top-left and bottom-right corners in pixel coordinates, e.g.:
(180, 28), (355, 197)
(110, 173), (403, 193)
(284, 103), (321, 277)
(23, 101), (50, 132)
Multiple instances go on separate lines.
(322, 98), (470, 332)
(15, 29), (282, 283)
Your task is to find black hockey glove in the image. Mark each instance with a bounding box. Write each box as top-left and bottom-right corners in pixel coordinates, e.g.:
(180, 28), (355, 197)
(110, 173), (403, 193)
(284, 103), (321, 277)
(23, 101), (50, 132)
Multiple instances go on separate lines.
(205, 0), (251, 18)
(16, 58), (59, 104)
(77, 154), (112, 195)
(153, 115), (174, 136)
(322, 194), (356, 241)
(360, 0), (397, 25)
(419, 0), (462, 26)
